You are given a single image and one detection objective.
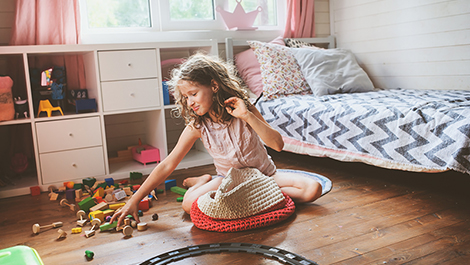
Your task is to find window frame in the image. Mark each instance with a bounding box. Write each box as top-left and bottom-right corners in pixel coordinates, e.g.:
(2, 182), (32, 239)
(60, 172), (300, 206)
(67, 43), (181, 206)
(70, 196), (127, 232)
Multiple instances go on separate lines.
(79, 0), (286, 44)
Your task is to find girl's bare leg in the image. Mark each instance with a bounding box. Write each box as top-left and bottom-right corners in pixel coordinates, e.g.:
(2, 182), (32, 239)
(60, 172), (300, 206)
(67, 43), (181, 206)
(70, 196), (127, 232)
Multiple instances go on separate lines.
(272, 171), (322, 203)
(182, 175), (223, 214)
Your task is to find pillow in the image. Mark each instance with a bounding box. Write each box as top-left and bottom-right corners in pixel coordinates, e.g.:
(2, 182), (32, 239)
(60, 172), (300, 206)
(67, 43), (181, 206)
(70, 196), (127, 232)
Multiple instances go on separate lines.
(249, 41), (311, 101)
(290, 48), (374, 96)
(234, 36), (284, 98)
(0, 76), (15, 121)
(285, 38), (313, 48)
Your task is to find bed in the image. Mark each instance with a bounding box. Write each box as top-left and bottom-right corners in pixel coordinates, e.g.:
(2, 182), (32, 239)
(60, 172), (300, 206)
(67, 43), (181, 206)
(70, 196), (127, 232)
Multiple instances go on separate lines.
(226, 36), (470, 175)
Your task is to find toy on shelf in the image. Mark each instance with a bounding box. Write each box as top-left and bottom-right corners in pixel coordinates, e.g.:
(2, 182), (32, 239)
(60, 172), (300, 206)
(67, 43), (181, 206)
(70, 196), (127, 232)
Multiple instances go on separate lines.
(14, 97), (29, 119)
(68, 89), (97, 113)
(0, 76), (15, 121)
(132, 144), (160, 165)
(37, 99), (63, 117)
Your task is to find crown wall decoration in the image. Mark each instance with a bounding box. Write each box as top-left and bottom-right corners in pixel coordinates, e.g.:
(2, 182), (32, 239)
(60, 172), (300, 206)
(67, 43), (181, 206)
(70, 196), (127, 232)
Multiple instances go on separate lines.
(217, 0), (262, 31)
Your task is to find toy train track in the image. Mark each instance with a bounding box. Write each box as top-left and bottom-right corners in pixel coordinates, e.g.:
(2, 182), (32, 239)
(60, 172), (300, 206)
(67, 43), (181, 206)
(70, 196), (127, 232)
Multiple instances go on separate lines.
(140, 242), (318, 265)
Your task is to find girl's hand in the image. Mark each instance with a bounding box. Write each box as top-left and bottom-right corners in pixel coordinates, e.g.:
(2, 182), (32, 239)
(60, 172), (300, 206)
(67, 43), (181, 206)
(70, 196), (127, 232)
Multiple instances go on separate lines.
(224, 97), (249, 120)
(109, 199), (140, 227)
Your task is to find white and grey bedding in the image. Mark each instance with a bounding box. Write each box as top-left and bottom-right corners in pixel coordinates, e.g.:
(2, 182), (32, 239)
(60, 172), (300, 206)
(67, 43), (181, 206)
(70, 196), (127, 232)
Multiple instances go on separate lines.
(257, 88), (470, 174)
(228, 36), (470, 175)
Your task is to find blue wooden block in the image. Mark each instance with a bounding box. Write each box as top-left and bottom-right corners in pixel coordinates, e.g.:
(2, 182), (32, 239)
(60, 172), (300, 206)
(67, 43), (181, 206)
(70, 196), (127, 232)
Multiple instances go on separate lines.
(75, 98), (96, 113)
(105, 178), (114, 187)
(164, 179), (176, 190)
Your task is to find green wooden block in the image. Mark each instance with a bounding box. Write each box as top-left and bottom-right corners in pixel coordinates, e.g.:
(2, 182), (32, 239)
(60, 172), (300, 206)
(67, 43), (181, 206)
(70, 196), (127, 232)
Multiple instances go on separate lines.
(99, 221), (117, 231)
(97, 182), (107, 189)
(82, 177), (96, 188)
(170, 186), (187, 196)
(176, 197), (184, 202)
(130, 172), (143, 180)
(78, 197), (96, 212)
(73, 183), (83, 190)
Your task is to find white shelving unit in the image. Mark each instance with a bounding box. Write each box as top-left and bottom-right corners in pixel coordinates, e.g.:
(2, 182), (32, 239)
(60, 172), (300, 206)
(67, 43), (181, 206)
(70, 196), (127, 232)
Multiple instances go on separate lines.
(0, 40), (217, 198)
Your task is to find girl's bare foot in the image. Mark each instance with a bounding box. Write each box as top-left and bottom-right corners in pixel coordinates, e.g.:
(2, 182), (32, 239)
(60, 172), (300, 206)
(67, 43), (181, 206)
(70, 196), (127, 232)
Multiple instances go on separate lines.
(183, 174), (212, 188)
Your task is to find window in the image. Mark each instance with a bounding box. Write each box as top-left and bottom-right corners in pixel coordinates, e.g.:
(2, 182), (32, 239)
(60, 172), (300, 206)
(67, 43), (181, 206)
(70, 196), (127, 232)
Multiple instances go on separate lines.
(80, 0), (284, 31)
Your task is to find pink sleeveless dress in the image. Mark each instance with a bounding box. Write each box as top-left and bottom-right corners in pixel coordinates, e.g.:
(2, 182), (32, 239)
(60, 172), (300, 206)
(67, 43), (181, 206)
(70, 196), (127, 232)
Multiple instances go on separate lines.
(198, 117), (276, 177)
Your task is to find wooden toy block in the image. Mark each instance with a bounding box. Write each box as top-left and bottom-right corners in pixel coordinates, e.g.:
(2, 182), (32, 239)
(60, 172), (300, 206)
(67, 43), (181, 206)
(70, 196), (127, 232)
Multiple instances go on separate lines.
(30, 186), (41, 196)
(71, 227), (82, 234)
(123, 187), (133, 196)
(57, 229), (67, 239)
(58, 186), (66, 192)
(95, 196), (105, 203)
(76, 210), (87, 226)
(165, 179), (176, 190)
(89, 210), (105, 223)
(85, 250), (94, 260)
(85, 230), (95, 238)
(99, 221), (117, 231)
(97, 182), (107, 189)
(73, 183), (83, 190)
(65, 189), (75, 201)
(132, 185), (141, 191)
(105, 187), (114, 195)
(113, 189), (127, 201)
(109, 202), (126, 210)
(137, 222), (148, 231)
(75, 189), (83, 202)
(93, 187), (104, 198)
(105, 177), (114, 187)
(176, 197), (184, 202)
(50, 193), (59, 201)
(90, 201), (108, 212)
(78, 197), (96, 212)
(102, 209), (115, 218)
(104, 194), (114, 202)
(122, 225), (133, 237)
(32, 221), (63, 234)
(119, 179), (129, 185)
(170, 186), (187, 196)
(82, 177), (96, 188)
(64, 181), (74, 189)
(138, 198), (149, 211)
(60, 199), (76, 211)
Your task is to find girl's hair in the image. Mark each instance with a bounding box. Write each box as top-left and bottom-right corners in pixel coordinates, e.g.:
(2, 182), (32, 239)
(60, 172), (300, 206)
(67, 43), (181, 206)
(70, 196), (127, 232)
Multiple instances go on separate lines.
(167, 53), (250, 127)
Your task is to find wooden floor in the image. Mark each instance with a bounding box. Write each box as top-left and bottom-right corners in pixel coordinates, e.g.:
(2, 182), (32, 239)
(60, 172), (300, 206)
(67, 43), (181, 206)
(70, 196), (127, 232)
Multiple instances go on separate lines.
(1, 150), (469, 265)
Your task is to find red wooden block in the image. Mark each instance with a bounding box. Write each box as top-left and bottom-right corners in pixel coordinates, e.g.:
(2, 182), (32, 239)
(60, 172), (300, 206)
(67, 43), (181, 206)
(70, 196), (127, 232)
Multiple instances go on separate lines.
(133, 185), (141, 191)
(30, 186), (41, 196)
(138, 198), (149, 211)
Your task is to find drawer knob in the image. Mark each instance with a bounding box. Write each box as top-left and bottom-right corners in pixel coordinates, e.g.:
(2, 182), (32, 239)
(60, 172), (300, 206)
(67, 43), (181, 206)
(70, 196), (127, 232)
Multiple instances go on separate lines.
(72, 163), (77, 167)
(127, 63), (132, 67)
(69, 133), (73, 137)
(130, 93), (135, 97)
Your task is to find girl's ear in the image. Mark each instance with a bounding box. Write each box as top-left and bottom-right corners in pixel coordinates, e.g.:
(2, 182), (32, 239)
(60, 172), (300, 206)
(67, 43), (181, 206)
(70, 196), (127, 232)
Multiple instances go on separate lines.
(211, 79), (219, 93)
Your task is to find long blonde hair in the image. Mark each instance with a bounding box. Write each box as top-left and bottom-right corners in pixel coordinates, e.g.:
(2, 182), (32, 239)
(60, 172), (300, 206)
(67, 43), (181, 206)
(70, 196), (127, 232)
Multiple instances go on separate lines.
(168, 53), (250, 127)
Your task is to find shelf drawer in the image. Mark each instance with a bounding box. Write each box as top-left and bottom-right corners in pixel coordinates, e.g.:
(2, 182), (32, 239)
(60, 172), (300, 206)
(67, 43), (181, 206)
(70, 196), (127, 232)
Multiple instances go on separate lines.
(101, 78), (160, 112)
(36, 117), (102, 153)
(40, 146), (105, 184)
(98, 49), (158, 81)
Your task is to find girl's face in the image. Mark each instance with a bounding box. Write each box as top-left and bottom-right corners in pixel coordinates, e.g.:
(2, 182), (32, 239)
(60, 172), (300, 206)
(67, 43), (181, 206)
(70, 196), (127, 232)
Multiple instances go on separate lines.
(178, 80), (217, 119)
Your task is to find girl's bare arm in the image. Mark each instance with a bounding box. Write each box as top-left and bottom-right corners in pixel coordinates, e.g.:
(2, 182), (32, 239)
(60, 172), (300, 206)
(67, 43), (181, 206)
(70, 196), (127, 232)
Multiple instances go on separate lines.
(110, 124), (200, 226)
(224, 97), (284, 152)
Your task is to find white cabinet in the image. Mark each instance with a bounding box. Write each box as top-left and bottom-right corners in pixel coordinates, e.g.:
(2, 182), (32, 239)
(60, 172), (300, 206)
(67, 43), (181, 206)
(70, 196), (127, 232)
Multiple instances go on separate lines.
(0, 40), (217, 198)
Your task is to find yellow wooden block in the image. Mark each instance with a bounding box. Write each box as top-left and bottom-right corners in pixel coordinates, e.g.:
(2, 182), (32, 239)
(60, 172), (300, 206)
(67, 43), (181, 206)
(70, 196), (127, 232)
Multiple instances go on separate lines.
(103, 209), (115, 217)
(109, 202), (125, 210)
(71, 227), (82, 234)
(93, 187), (105, 198)
(89, 210), (105, 222)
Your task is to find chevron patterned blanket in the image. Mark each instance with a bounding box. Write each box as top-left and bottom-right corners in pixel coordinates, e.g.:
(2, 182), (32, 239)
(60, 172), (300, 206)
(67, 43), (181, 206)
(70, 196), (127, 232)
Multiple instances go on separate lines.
(257, 88), (470, 175)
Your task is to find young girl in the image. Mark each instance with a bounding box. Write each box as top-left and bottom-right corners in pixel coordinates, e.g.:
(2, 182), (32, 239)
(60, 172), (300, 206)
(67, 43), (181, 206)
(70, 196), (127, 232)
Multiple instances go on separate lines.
(111, 53), (322, 227)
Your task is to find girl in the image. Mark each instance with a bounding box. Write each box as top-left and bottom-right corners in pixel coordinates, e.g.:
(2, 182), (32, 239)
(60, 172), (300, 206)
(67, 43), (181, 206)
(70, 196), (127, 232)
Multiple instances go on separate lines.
(111, 53), (321, 227)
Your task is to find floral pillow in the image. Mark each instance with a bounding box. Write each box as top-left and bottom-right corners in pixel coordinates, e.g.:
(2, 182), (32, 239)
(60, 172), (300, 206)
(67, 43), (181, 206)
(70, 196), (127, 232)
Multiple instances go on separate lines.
(248, 41), (311, 101)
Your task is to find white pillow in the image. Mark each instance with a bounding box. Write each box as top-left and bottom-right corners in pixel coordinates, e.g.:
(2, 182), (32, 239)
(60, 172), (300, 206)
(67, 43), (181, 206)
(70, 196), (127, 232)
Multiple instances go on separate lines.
(290, 47), (374, 96)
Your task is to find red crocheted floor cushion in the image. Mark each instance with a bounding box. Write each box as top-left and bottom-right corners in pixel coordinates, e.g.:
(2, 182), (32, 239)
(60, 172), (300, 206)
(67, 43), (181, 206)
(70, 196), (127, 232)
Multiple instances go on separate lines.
(190, 192), (295, 232)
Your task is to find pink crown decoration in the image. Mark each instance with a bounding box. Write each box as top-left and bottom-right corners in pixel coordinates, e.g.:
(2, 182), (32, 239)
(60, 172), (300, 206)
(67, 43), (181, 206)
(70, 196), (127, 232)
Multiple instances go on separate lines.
(217, 0), (262, 31)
